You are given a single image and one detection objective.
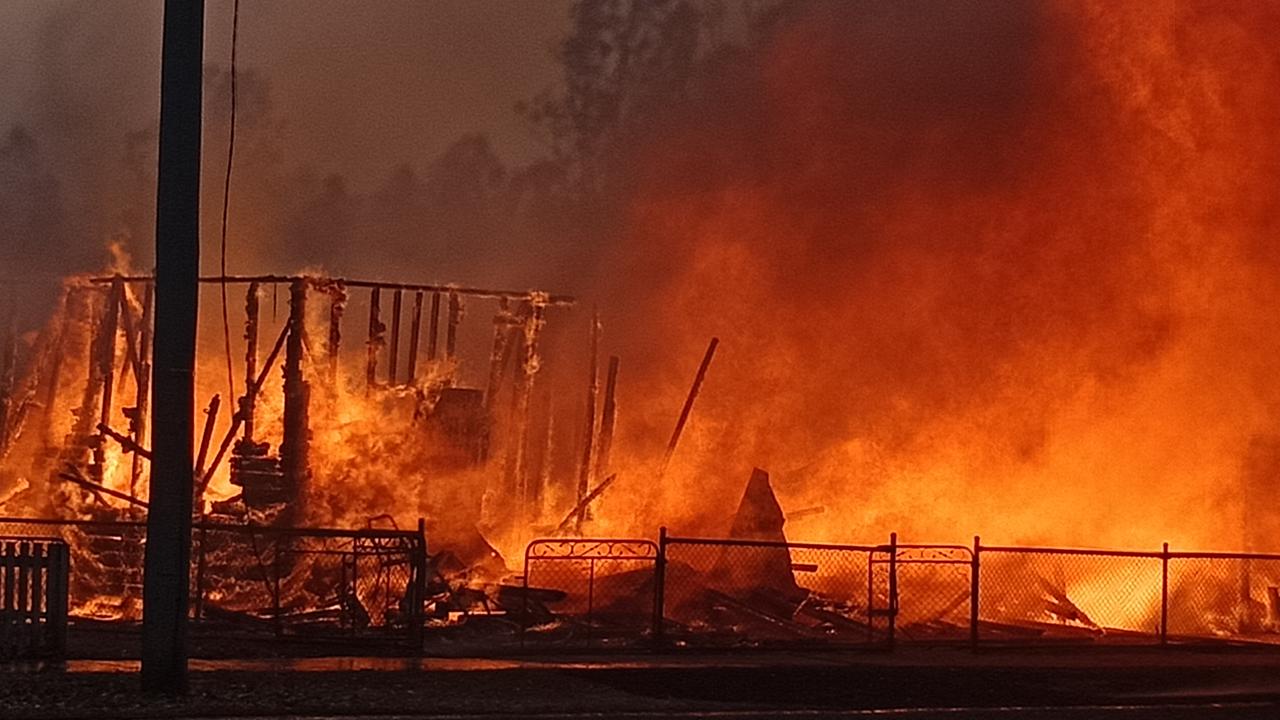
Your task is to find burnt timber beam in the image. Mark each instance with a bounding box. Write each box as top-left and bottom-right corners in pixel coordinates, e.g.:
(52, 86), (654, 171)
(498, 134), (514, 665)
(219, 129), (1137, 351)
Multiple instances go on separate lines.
(242, 282), (259, 441)
(280, 278), (311, 519)
(89, 274), (575, 306)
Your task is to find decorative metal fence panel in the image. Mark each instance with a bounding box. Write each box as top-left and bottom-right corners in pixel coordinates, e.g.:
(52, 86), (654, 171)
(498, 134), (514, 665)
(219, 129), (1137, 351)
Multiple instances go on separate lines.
(0, 537), (69, 659)
(521, 538), (658, 648)
(0, 517), (426, 647)
(659, 534), (879, 648)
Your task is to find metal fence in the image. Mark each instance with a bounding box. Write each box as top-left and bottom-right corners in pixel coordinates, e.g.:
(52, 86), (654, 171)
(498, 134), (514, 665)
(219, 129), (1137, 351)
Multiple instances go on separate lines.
(1, 537), (69, 659)
(0, 517), (426, 647)
(520, 538), (658, 648)
(519, 530), (1280, 651)
(658, 532), (880, 648)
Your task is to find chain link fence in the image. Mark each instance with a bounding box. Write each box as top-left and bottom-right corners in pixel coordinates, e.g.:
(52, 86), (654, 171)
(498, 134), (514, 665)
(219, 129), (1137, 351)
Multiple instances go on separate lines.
(1167, 553), (1280, 644)
(658, 534), (881, 648)
(976, 546), (1163, 643)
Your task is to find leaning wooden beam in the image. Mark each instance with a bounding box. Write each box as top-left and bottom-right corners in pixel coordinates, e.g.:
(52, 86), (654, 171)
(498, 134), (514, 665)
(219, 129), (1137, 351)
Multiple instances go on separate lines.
(193, 395), (221, 479)
(97, 422), (153, 460)
(197, 323), (288, 497)
(89, 274), (576, 305)
(554, 474), (617, 534)
(58, 464), (149, 509)
(407, 291), (423, 382)
(661, 337), (720, 476)
(388, 289), (403, 385)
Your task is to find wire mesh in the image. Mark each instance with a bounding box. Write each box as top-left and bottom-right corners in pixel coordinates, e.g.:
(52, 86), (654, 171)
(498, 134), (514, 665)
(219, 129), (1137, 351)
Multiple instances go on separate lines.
(661, 538), (876, 647)
(977, 548), (1162, 643)
(1167, 554), (1280, 644)
(522, 539), (657, 647)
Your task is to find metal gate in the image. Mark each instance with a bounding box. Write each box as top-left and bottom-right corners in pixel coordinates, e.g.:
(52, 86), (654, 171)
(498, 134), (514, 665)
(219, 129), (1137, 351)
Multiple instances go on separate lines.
(869, 535), (974, 645)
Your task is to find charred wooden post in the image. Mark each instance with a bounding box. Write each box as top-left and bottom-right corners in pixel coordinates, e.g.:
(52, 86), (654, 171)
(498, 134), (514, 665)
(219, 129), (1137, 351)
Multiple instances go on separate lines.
(130, 282), (155, 496)
(366, 287), (384, 391)
(485, 299), (516, 414)
(510, 297), (547, 522)
(593, 355), (620, 486)
(40, 290), (72, 448)
(326, 281), (346, 388)
(242, 282), (259, 442)
(0, 318), (16, 457)
(407, 291), (424, 381)
(537, 392), (555, 514)
(427, 291), (441, 361)
(389, 289), (403, 384)
(445, 292), (461, 361)
(280, 279), (311, 519)
(91, 279), (123, 482)
(575, 310), (601, 532)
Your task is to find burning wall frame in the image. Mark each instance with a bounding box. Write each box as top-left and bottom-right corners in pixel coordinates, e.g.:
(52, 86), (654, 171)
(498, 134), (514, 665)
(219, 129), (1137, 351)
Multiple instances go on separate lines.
(0, 272), (574, 530)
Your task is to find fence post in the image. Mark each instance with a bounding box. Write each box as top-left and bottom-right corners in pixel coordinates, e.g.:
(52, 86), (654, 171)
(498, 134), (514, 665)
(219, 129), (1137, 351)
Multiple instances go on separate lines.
(272, 535), (283, 639)
(887, 532), (897, 650)
(1160, 541), (1169, 645)
(193, 524), (207, 621)
(970, 535), (980, 650)
(48, 542), (68, 658)
(520, 541), (531, 649)
(412, 517), (426, 652)
(652, 526), (667, 649)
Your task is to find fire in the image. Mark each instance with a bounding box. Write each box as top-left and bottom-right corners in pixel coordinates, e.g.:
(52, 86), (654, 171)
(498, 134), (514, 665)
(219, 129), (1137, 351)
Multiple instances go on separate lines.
(2, 1), (1280, 638)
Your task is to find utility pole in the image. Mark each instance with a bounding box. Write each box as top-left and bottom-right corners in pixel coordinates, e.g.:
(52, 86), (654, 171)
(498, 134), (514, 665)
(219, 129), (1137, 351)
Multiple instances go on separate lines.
(142, 0), (203, 695)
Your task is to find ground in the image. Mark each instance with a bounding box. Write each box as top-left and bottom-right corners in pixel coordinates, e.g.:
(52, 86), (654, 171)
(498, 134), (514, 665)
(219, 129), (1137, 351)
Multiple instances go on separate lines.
(7, 648), (1280, 719)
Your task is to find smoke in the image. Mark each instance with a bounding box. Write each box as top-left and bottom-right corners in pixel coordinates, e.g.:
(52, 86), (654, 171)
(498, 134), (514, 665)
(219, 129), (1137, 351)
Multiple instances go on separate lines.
(583, 0), (1280, 549)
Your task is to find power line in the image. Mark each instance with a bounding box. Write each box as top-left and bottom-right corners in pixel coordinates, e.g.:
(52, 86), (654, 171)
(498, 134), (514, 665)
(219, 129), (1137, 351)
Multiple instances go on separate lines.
(218, 0), (241, 402)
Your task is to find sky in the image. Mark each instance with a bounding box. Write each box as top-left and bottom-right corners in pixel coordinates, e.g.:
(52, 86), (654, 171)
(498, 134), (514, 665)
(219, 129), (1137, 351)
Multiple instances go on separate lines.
(0, 0), (572, 182)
